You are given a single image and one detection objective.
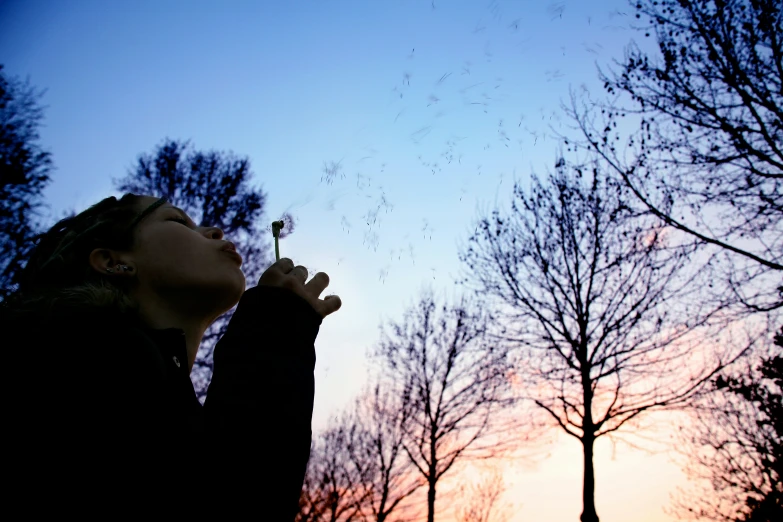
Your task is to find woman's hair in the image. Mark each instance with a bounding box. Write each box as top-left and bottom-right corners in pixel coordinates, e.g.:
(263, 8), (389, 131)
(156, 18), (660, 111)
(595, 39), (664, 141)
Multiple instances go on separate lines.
(2, 193), (165, 324)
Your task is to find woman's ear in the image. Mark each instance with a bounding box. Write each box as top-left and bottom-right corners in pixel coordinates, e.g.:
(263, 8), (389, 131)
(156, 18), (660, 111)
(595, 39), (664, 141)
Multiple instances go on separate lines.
(89, 248), (135, 276)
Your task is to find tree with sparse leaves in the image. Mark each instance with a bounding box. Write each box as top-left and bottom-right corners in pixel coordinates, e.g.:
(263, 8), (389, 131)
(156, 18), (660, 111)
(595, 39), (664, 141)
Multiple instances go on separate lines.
(297, 380), (424, 522)
(296, 416), (364, 522)
(570, 0), (782, 311)
(459, 154), (744, 522)
(373, 286), (516, 522)
(673, 326), (782, 522)
(455, 469), (513, 522)
(0, 65), (53, 303)
(343, 381), (425, 522)
(113, 138), (272, 397)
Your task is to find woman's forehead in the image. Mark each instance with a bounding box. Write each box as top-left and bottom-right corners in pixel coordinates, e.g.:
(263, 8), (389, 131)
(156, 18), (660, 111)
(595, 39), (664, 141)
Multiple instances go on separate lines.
(138, 196), (174, 214)
(139, 195), (167, 209)
(132, 196), (171, 226)
(142, 198), (195, 225)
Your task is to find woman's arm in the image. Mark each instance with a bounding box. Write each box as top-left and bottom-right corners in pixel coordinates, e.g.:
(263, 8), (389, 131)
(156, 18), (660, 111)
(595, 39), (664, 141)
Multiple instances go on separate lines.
(203, 284), (322, 520)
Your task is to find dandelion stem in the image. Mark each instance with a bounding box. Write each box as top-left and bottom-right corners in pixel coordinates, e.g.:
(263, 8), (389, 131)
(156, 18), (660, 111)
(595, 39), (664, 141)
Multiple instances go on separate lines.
(272, 220), (284, 261)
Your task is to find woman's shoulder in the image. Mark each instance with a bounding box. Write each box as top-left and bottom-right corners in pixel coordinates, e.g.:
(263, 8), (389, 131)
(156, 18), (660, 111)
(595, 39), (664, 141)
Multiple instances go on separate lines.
(3, 297), (159, 368)
(4, 301), (132, 339)
(3, 290), (140, 325)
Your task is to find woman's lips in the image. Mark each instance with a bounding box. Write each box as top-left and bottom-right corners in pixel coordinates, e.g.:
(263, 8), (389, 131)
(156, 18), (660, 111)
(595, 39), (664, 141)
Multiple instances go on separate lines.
(221, 249), (243, 265)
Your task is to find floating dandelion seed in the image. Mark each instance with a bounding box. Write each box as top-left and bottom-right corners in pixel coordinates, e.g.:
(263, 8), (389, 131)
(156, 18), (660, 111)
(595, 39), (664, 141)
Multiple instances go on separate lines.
(341, 215), (351, 234)
(547, 1), (565, 20)
(321, 159), (344, 185)
(436, 72), (451, 85)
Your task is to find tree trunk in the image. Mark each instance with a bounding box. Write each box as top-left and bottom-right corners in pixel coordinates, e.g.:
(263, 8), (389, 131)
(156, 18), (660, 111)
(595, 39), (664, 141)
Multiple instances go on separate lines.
(581, 433), (599, 522)
(427, 479), (436, 522)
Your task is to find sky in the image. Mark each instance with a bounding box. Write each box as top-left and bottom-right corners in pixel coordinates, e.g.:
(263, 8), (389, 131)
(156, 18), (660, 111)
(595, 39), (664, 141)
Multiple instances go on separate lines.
(0, 1), (698, 520)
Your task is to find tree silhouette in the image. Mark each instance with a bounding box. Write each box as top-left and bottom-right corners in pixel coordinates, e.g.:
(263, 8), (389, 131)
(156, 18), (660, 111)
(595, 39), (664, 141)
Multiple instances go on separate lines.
(458, 154), (744, 522)
(570, 0), (783, 311)
(296, 416), (364, 522)
(673, 326), (782, 522)
(372, 286), (516, 522)
(113, 138), (272, 397)
(297, 380), (425, 522)
(455, 469), (513, 522)
(343, 381), (425, 521)
(0, 65), (53, 302)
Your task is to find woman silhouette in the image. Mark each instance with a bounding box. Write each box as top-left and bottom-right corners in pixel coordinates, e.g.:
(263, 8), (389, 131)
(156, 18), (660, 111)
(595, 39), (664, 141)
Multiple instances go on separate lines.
(2, 193), (341, 519)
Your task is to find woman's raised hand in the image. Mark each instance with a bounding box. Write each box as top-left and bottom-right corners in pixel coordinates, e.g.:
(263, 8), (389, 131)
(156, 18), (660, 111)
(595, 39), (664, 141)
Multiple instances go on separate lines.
(257, 257), (342, 319)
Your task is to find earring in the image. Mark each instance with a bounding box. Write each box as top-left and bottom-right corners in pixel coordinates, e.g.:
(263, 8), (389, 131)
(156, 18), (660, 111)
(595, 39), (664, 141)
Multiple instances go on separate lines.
(106, 264), (131, 273)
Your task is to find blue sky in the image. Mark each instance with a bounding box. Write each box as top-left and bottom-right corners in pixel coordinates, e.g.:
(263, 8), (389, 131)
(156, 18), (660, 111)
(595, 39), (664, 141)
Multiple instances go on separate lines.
(2, 1), (682, 520)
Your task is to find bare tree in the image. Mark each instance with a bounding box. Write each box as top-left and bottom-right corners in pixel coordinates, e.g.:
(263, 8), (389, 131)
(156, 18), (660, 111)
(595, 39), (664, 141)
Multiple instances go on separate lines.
(344, 381), (425, 521)
(672, 326), (782, 522)
(113, 138), (273, 397)
(297, 381), (424, 522)
(0, 65), (53, 302)
(458, 155), (746, 522)
(569, 0), (783, 311)
(373, 286), (516, 522)
(455, 469), (513, 522)
(297, 457), (326, 522)
(297, 417), (364, 522)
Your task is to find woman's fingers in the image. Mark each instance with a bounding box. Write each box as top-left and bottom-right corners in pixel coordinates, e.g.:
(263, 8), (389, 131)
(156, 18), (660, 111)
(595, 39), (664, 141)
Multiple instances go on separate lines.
(304, 272), (330, 298)
(306, 272), (341, 318)
(320, 294), (342, 317)
(259, 258), (342, 319)
(273, 257), (295, 274)
(292, 265), (308, 284)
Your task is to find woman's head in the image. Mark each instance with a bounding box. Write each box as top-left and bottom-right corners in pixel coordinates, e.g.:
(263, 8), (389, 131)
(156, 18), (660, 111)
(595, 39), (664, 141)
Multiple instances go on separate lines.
(7, 193), (246, 329)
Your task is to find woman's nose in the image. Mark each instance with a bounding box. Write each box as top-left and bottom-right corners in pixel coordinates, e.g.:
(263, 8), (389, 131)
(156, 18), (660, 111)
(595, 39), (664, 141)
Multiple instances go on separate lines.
(205, 227), (224, 240)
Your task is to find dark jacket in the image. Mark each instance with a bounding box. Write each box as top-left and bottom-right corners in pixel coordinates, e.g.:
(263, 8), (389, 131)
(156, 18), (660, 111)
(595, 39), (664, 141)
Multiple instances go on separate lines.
(3, 285), (322, 520)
